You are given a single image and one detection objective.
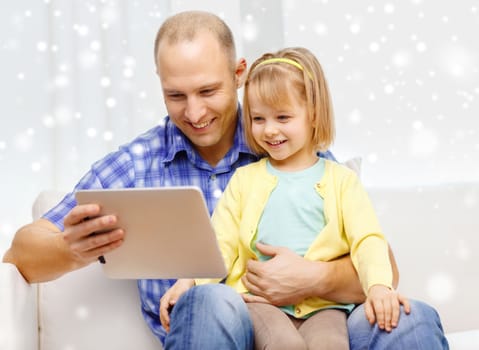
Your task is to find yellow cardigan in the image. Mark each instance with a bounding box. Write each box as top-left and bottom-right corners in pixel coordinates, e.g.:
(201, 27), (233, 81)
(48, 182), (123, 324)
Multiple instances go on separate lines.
(199, 158), (392, 318)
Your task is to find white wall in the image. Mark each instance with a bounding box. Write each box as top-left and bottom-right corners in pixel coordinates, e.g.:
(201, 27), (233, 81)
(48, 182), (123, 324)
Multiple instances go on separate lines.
(1, 0), (478, 254)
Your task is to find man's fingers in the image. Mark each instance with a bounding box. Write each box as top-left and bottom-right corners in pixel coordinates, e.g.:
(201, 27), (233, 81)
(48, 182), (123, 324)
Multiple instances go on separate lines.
(241, 293), (269, 304)
(243, 260), (265, 294)
(65, 214), (118, 242)
(67, 228), (124, 260)
(63, 204), (101, 227)
(62, 205), (124, 263)
(242, 274), (263, 297)
(245, 259), (262, 276)
(254, 242), (278, 257)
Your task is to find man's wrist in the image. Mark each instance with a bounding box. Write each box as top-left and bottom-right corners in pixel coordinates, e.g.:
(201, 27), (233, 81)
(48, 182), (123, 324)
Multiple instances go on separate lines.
(310, 260), (334, 299)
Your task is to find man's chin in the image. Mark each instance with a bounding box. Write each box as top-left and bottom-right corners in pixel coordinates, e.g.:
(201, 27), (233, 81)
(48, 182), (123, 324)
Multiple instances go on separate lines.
(189, 134), (219, 149)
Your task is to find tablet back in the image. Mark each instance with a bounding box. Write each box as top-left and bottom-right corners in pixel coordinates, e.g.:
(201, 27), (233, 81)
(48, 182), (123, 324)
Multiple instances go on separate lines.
(75, 187), (227, 279)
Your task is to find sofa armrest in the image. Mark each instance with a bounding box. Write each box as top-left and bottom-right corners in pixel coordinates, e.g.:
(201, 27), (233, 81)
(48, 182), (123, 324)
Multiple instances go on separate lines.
(0, 262), (38, 350)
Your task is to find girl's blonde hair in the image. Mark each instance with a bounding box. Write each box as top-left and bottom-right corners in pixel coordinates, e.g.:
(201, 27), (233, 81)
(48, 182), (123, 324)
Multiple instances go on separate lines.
(243, 47), (335, 155)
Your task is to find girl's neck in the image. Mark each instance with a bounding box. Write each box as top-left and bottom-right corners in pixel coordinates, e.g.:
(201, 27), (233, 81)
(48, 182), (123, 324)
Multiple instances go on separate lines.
(268, 153), (319, 172)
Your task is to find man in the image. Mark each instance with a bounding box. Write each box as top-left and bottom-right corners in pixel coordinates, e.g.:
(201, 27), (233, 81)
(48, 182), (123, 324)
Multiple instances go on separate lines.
(4, 10), (448, 349)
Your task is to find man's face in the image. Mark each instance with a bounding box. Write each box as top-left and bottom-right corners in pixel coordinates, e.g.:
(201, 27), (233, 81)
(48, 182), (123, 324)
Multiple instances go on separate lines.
(156, 31), (244, 165)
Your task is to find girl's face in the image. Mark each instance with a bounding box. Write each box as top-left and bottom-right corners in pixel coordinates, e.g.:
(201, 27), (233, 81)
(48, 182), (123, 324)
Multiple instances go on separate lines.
(248, 85), (318, 171)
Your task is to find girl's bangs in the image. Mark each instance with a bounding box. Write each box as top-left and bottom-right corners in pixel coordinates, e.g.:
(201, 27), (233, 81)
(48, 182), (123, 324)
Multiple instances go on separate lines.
(251, 68), (295, 109)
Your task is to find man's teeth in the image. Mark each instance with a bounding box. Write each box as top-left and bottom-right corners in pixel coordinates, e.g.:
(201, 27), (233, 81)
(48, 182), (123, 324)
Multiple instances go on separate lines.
(192, 120), (211, 129)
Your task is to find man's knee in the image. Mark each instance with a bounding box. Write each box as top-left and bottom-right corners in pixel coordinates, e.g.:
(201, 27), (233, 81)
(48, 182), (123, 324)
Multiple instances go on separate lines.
(401, 299), (444, 330)
(183, 284), (246, 313)
(348, 300), (441, 329)
(168, 284), (254, 350)
(174, 283), (252, 332)
(347, 299), (449, 350)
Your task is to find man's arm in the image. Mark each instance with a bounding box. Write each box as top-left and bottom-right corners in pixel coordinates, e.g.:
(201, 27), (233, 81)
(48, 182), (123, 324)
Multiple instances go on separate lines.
(3, 219), (83, 283)
(242, 242), (399, 306)
(2, 204), (124, 283)
(310, 245), (398, 303)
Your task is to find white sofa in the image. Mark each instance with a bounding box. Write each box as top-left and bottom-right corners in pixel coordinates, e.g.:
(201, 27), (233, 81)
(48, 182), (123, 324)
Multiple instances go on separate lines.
(1, 183), (479, 350)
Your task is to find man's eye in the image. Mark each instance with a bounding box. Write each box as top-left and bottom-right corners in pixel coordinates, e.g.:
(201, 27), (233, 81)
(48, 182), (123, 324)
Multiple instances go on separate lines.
(167, 93), (184, 100)
(200, 89), (215, 96)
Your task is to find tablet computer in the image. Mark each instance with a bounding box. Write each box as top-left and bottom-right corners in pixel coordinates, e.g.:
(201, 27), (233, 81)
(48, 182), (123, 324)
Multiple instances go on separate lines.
(75, 187), (227, 279)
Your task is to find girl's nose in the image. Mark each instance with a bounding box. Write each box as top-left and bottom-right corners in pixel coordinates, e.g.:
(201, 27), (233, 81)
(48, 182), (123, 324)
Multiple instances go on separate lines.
(264, 122), (278, 136)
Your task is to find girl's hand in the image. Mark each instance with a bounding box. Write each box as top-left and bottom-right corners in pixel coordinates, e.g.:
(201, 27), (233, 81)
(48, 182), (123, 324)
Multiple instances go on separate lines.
(159, 279), (195, 332)
(365, 285), (411, 332)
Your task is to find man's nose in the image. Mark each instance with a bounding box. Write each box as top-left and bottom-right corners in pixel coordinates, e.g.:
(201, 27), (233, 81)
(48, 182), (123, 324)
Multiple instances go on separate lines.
(185, 96), (206, 122)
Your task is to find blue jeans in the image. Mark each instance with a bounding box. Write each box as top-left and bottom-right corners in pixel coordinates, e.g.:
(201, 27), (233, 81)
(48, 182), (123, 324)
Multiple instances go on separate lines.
(348, 299), (450, 349)
(153, 284), (448, 350)
(164, 284), (254, 350)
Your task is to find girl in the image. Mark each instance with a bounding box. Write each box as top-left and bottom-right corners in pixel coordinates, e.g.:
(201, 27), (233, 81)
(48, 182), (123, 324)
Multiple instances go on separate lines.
(160, 47), (410, 349)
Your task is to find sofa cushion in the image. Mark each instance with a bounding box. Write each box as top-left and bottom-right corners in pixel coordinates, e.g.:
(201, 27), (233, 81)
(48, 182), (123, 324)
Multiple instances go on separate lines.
(38, 263), (160, 350)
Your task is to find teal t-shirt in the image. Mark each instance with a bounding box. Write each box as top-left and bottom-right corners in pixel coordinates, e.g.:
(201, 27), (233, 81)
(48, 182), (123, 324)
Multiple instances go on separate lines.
(253, 158), (354, 317)
(254, 159), (326, 318)
(255, 158), (326, 259)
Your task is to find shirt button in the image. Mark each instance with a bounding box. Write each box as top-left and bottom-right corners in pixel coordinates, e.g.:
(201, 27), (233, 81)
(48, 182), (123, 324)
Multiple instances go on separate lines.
(295, 307), (301, 314)
(210, 174), (217, 181)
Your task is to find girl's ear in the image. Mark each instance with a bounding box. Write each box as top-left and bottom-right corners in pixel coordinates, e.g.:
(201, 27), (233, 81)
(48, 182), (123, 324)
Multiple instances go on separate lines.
(235, 58), (248, 89)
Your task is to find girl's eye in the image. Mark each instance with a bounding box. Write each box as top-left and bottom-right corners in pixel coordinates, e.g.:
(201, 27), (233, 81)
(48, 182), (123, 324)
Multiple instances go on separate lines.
(252, 116), (264, 123)
(277, 115), (290, 121)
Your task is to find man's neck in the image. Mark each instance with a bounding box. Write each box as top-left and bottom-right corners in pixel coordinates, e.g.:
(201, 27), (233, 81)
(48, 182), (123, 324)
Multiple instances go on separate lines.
(197, 138), (234, 168)
(197, 121), (236, 167)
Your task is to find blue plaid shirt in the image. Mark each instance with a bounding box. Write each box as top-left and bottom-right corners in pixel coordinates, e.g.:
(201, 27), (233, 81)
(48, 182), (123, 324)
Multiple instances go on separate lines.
(43, 109), (335, 344)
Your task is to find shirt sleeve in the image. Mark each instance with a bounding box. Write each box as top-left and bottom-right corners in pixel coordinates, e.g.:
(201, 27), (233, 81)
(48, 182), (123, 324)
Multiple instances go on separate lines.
(42, 149), (136, 230)
(319, 149), (337, 161)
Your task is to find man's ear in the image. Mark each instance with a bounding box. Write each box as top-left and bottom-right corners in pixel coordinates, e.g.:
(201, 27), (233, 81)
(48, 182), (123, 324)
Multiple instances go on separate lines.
(235, 58), (248, 89)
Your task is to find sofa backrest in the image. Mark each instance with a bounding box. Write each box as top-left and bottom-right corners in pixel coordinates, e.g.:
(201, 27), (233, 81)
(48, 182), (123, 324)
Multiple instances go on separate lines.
(33, 182), (479, 345)
(368, 183), (479, 333)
